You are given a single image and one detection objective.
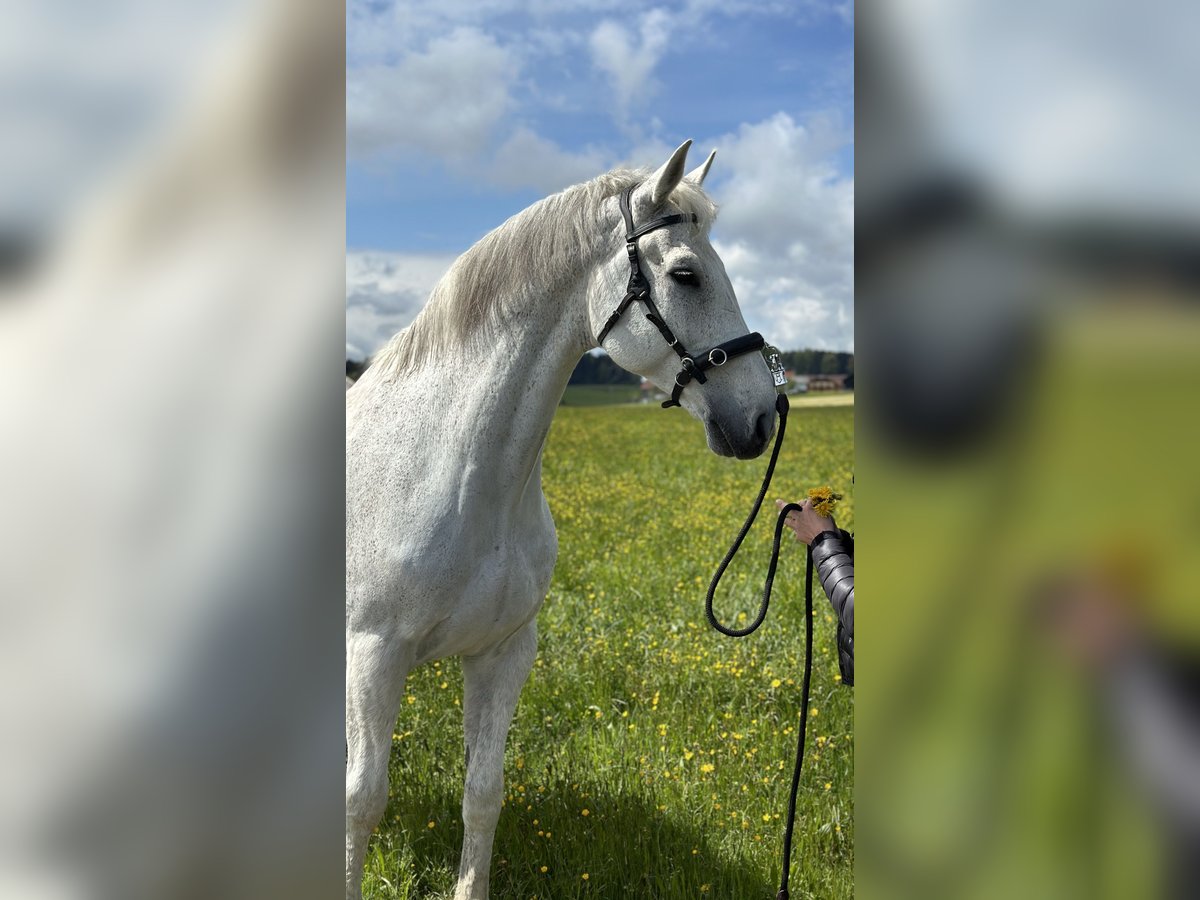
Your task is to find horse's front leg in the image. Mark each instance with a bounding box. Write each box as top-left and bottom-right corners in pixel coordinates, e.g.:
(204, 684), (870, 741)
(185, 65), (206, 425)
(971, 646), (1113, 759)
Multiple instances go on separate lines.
(346, 629), (412, 900)
(454, 620), (538, 900)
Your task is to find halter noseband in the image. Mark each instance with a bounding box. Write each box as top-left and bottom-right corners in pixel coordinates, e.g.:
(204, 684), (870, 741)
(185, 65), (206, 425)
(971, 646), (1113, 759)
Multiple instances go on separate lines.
(595, 184), (766, 409)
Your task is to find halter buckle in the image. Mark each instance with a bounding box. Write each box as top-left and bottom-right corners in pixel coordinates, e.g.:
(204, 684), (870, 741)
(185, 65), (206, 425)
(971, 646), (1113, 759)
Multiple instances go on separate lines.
(708, 348), (728, 367)
(676, 357), (697, 388)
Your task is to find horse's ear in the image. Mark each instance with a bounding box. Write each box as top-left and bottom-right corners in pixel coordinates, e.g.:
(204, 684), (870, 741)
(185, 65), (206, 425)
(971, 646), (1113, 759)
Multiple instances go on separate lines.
(649, 139), (693, 206)
(685, 149), (716, 186)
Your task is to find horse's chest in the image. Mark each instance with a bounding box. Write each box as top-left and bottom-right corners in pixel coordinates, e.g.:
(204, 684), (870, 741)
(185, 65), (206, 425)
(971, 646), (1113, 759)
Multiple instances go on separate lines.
(422, 520), (555, 658)
(473, 525), (556, 610)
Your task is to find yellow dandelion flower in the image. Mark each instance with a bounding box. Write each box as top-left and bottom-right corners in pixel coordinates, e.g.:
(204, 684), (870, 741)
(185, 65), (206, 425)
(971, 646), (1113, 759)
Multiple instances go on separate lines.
(427, 821), (435, 829)
(581, 808), (590, 817)
(540, 866), (548, 874)
(700, 763), (715, 773)
(581, 873), (589, 881)
(807, 485), (843, 518)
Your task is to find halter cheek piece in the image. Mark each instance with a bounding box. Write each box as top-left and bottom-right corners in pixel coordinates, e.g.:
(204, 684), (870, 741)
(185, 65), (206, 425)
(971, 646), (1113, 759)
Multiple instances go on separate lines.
(595, 184), (766, 408)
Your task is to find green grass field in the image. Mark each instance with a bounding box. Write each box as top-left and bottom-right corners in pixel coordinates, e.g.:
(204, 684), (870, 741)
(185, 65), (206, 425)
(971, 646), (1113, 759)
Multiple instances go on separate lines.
(363, 403), (854, 899)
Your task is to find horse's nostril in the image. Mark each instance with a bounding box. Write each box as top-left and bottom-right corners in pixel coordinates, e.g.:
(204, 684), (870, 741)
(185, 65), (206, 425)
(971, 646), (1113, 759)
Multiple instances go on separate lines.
(754, 412), (772, 445)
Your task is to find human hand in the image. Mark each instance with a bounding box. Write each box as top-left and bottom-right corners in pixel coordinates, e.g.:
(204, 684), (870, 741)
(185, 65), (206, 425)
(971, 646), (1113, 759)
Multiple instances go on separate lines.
(776, 498), (836, 546)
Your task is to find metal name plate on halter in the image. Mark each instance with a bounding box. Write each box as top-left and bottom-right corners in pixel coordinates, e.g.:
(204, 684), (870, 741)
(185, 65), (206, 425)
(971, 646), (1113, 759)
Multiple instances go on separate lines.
(764, 346), (788, 389)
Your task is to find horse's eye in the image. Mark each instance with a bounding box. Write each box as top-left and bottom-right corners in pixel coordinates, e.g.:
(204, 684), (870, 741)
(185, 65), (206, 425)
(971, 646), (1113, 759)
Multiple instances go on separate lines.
(669, 269), (700, 287)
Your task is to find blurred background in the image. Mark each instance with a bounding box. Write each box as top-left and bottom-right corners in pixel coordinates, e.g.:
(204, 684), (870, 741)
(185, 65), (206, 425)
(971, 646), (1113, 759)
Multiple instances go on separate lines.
(5, 0), (1200, 897)
(0, 1), (344, 898)
(856, 0), (1200, 897)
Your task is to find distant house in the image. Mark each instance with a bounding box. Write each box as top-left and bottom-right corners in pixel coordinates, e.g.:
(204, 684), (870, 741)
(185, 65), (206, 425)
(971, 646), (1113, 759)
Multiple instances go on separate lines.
(791, 373), (850, 393)
(639, 378), (667, 403)
(808, 373), (850, 391)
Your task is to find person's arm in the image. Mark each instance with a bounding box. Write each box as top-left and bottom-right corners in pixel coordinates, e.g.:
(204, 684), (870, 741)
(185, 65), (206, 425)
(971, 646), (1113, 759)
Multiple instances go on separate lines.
(777, 498), (854, 686)
(811, 529), (854, 686)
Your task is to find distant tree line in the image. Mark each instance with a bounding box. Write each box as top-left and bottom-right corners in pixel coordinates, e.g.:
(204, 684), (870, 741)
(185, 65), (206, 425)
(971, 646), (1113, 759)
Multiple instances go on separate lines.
(568, 353), (640, 385)
(776, 349), (854, 376)
(566, 349), (854, 384)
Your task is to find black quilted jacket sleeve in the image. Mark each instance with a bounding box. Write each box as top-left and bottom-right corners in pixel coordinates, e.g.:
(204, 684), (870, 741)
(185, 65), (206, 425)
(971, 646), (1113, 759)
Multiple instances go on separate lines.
(811, 529), (854, 686)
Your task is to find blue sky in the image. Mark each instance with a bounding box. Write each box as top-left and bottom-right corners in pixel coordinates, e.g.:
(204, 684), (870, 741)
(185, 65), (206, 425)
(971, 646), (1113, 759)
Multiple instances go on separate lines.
(346, 0), (854, 359)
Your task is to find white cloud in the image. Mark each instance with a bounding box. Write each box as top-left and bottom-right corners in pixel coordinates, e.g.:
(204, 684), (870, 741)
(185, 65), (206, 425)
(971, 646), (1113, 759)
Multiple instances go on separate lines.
(347, 27), (519, 163)
(345, 252), (455, 359)
(707, 112), (854, 350)
(588, 9), (676, 122)
(486, 128), (610, 192)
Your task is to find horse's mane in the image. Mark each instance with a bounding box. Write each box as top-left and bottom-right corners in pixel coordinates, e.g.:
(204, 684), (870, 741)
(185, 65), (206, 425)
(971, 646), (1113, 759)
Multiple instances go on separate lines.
(371, 167), (717, 376)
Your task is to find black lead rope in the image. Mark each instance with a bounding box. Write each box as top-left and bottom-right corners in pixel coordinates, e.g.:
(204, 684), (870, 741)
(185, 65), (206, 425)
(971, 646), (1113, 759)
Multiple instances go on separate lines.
(704, 393), (814, 900)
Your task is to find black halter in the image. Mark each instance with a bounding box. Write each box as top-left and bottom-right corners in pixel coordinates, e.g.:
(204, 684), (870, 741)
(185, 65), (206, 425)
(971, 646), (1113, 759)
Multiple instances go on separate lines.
(595, 184), (766, 408)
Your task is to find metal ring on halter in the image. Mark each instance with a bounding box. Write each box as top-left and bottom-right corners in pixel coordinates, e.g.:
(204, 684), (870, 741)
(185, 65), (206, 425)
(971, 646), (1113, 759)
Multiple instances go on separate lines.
(675, 359), (695, 387)
(708, 347), (728, 366)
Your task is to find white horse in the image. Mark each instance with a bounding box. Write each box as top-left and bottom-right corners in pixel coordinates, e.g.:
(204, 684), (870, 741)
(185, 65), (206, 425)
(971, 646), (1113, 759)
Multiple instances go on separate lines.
(346, 140), (779, 900)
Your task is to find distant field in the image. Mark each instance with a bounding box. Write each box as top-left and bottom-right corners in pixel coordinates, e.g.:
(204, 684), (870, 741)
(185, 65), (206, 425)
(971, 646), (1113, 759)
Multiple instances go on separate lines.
(786, 391), (854, 407)
(364, 403), (854, 899)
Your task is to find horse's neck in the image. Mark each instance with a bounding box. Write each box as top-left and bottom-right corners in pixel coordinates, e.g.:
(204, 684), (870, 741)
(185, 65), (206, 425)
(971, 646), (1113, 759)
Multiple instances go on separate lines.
(439, 279), (592, 513)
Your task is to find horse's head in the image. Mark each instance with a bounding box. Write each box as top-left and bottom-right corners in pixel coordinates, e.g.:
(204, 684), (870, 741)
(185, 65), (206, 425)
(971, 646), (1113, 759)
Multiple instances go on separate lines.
(589, 140), (778, 459)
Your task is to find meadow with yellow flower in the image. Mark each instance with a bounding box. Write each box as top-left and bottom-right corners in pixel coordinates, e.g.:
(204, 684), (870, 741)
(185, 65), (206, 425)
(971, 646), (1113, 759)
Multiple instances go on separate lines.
(362, 402), (854, 898)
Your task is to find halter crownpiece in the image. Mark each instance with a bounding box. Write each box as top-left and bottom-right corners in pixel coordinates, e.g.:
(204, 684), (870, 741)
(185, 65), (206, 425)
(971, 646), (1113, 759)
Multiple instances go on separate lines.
(596, 184), (766, 408)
